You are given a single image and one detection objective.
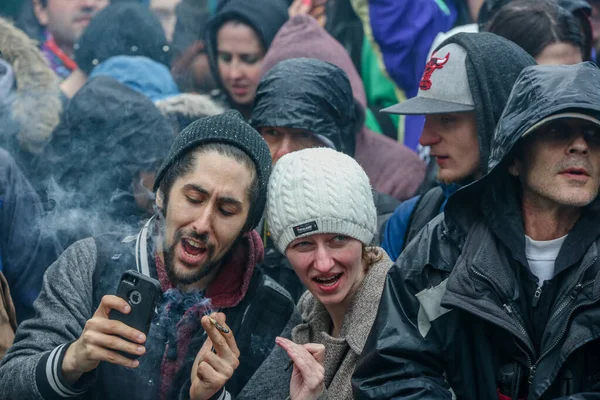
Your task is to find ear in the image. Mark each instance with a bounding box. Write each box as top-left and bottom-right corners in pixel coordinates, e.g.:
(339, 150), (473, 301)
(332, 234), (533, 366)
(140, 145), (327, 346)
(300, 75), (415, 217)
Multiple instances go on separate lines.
(508, 158), (520, 177)
(155, 189), (164, 210)
(33, 0), (49, 26)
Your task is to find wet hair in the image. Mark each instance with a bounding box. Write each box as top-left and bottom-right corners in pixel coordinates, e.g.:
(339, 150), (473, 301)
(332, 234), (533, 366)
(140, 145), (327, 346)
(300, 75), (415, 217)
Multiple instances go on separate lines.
(158, 142), (259, 229)
(485, 0), (584, 60)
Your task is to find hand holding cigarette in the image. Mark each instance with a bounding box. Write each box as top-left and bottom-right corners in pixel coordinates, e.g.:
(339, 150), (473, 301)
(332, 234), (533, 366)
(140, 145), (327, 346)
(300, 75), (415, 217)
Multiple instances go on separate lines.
(189, 313), (240, 400)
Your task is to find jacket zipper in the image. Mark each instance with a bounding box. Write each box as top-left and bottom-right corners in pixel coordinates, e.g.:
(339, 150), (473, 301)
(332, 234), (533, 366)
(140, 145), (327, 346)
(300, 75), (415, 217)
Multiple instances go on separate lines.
(529, 280), (597, 387)
(532, 286), (543, 308)
(470, 267), (535, 368)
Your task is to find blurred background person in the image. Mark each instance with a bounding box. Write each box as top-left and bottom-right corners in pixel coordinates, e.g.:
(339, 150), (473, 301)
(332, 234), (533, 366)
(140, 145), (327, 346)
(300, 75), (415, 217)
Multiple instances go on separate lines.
(486, 0), (586, 65)
(150, 0), (180, 42)
(169, 0), (217, 94)
(31, 0), (109, 79)
(0, 16), (62, 193)
(205, 0), (289, 119)
(60, 2), (171, 99)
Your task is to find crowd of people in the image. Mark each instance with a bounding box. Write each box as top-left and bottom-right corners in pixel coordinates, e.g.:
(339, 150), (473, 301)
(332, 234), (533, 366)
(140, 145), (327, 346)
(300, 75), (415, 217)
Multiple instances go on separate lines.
(1, 0), (600, 399)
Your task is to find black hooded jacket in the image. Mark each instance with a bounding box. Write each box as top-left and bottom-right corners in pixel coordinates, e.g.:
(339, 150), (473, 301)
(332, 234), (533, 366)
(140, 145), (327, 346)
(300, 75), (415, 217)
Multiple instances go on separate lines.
(41, 76), (174, 248)
(353, 63), (600, 400)
(205, 0), (288, 111)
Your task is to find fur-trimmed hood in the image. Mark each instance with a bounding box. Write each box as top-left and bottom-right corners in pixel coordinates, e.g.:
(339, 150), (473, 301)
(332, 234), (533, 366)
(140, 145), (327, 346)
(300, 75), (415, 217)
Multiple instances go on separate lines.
(0, 17), (62, 154)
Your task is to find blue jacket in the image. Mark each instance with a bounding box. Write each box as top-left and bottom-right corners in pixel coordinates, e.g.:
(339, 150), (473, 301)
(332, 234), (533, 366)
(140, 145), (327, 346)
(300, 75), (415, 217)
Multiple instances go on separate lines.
(368, 0), (457, 150)
(382, 184), (459, 261)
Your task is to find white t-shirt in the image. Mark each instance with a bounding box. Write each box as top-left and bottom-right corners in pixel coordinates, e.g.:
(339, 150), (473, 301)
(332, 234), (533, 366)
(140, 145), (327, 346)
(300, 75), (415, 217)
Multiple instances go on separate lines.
(525, 234), (568, 287)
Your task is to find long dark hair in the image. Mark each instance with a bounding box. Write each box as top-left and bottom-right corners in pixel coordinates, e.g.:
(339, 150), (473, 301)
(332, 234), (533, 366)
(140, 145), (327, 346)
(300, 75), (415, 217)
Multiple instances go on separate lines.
(485, 0), (584, 60)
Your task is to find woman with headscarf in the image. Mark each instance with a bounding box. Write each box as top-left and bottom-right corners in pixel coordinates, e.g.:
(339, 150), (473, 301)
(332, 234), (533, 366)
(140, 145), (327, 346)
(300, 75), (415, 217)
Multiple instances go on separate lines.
(204, 0), (288, 119)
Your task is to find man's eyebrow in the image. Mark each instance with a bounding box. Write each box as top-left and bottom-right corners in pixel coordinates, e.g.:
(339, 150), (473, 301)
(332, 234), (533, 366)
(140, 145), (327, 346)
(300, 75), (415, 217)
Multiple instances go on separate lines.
(183, 184), (209, 195)
(183, 184), (243, 206)
(219, 197), (243, 207)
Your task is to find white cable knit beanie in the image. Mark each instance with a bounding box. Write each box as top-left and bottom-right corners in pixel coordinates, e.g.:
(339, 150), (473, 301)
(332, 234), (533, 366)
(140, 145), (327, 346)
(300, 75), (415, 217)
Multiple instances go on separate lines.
(266, 147), (377, 253)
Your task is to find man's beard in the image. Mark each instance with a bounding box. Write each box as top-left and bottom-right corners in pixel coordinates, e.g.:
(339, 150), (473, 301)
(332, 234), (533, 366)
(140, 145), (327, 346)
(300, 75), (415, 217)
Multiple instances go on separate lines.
(163, 229), (221, 286)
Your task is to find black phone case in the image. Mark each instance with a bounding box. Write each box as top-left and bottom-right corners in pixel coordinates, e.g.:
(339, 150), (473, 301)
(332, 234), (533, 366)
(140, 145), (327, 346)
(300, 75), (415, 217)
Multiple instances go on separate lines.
(109, 270), (161, 359)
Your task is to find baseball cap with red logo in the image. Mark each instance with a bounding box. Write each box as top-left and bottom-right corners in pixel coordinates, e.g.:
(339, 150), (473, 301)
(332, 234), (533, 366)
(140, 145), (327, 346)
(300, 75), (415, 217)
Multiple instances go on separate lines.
(382, 43), (475, 115)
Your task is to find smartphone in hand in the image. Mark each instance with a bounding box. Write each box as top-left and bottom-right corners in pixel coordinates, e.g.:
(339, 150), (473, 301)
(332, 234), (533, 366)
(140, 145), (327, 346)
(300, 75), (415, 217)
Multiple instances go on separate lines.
(109, 270), (161, 359)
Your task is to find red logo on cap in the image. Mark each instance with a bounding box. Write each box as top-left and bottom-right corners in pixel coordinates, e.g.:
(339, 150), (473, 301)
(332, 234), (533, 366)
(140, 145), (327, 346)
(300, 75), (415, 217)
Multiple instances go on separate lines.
(419, 53), (450, 91)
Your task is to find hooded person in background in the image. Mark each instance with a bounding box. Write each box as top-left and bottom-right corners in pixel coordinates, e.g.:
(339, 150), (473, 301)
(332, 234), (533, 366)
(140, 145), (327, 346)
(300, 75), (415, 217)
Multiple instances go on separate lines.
(0, 17), (62, 186)
(261, 15), (426, 202)
(0, 149), (61, 324)
(381, 33), (536, 262)
(353, 62), (600, 400)
(204, 0), (289, 120)
(169, 0), (217, 94)
(251, 57), (399, 302)
(60, 2), (171, 100)
(30, 0), (109, 79)
(40, 76), (174, 248)
(0, 110), (297, 400)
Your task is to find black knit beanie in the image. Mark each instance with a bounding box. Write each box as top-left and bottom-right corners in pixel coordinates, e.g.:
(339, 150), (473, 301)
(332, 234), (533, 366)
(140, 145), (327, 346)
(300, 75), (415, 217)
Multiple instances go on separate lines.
(154, 110), (272, 230)
(75, 3), (170, 75)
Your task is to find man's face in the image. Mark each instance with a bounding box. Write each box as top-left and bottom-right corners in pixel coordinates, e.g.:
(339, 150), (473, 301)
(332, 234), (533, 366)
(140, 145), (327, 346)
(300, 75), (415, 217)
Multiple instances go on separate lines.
(419, 112), (480, 183)
(157, 150), (253, 287)
(259, 126), (325, 164)
(34, 0), (108, 49)
(510, 118), (600, 208)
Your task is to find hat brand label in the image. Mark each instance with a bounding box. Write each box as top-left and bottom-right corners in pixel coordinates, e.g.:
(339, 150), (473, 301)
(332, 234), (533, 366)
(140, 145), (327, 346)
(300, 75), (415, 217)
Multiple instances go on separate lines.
(419, 52), (450, 91)
(293, 221), (319, 236)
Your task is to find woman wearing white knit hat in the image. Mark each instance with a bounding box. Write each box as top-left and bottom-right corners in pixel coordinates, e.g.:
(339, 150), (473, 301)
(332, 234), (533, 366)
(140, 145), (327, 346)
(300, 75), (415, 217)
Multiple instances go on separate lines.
(265, 147), (393, 400)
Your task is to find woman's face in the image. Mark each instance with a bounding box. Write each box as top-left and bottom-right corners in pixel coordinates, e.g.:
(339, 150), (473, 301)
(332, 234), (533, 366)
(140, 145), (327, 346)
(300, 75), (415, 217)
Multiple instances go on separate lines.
(216, 21), (265, 106)
(536, 42), (583, 65)
(286, 233), (366, 307)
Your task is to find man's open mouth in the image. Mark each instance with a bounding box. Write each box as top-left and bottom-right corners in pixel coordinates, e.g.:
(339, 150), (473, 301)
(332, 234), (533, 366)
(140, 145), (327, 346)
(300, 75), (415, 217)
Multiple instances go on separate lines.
(181, 238), (207, 258)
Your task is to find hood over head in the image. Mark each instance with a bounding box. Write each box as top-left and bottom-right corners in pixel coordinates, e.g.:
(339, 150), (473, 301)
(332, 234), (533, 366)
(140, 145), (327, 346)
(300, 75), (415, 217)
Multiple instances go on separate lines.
(250, 58), (357, 156)
(75, 3), (170, 75)
(205, 0), (289, 95)
(489, 62), (600, 171)
(433, 32), (536, 177)
(261, 14), (367, 108)
(448, 62), (600, 216)
(47, 76), (173, 225)
(0, 17), (62, 155)
(89, 55), (180, 102)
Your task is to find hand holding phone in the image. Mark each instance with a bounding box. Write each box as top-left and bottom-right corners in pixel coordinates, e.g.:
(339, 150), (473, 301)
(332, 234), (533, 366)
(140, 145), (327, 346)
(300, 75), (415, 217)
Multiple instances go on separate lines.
(61, 271), (161, 386)
(108, 270), (161, 359)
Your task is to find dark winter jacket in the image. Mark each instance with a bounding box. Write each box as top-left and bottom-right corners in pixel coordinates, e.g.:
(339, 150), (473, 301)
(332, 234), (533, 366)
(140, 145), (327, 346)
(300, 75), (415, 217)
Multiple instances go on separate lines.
(0, 219), (297, 399)
(261, 15), (425, 201)
(0, 149), (61, 323)
(41, 76), (174, 248)
(352, 63), (600, 400)
(381, 32), (536, 261)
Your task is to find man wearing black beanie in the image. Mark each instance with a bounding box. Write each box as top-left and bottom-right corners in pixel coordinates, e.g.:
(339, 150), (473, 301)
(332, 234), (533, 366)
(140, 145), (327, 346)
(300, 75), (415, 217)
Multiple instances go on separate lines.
(0, 110), (298, 400)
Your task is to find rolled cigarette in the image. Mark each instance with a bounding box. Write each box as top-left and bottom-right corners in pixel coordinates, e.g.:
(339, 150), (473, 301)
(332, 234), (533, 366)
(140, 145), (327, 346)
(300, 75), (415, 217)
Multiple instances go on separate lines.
(208, 317), (230, 334)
